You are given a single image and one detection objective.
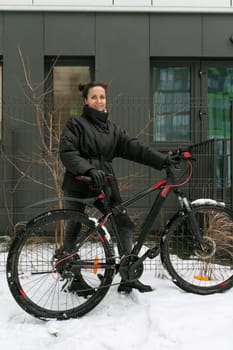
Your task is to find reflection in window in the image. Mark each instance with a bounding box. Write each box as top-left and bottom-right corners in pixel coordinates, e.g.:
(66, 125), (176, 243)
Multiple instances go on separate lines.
(53, 65), (91, 132)
(208, 67), (233, 189)
(152, 66), (191, 142)
(208, 67), (233, 139)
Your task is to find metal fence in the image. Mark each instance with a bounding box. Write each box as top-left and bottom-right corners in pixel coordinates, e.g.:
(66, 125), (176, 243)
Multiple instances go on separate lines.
(0, 97), (232, 272)
(189, 138), (232, 206)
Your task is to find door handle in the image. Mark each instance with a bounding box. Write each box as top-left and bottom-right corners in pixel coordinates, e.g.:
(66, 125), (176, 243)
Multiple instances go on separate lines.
(199, 111), (207, 118)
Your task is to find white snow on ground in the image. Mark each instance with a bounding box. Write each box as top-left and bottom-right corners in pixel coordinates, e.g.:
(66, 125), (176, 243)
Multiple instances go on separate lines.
(1, 270), (233, 350)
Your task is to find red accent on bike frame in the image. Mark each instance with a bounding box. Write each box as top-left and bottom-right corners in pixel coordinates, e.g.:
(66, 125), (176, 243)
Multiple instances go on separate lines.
(183, 151), (190, 159)
(99, 212), (112, 227)
(98, 193), (105, 199)
(99, 236), (105, 243)
(161, 186), (171, 198)
(84, 265), (102, 269)
(19, 289), (25, 297)
(151, 179), (167, 191)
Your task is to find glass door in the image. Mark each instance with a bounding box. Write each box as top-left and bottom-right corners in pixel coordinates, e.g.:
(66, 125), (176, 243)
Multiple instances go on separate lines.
(207, 66), (233, 139)
(151, 60), (233, 205)
(201, 63), (233, 203)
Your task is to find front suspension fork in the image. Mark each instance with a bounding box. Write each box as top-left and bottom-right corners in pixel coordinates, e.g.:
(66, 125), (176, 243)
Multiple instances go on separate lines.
(182, 197), (208, 252)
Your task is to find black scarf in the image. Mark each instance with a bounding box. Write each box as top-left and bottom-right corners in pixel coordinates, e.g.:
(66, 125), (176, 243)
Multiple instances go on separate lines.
(83, 105), (109, 133)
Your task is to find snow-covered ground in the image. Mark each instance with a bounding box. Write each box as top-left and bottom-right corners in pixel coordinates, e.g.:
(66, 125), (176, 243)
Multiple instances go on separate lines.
(1, 269), (233, 350)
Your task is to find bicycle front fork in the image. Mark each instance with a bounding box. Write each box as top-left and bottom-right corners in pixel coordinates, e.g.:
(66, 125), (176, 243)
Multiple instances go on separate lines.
(181, 196), (209, 252)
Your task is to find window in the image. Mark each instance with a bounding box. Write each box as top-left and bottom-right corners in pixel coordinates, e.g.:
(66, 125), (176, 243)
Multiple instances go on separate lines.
(45, 57), (94, 132)
(152, 65), (191, 143)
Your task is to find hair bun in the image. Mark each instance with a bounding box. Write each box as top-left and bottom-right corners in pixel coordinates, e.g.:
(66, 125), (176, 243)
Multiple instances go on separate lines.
(78, 83), (85, 92)
(78, 82), (108, 98)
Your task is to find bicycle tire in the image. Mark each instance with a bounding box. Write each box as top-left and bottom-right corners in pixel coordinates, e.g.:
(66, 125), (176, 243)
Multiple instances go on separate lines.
(7, 209), (116, 320)
(161, 202), (233, 295)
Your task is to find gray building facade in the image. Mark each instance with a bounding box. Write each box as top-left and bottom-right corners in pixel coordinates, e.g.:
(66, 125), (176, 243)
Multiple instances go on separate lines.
(0, 11), (233, 234)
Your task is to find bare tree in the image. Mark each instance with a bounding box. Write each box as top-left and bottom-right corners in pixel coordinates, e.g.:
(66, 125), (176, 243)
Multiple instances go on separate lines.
(1, 49), (65, 235)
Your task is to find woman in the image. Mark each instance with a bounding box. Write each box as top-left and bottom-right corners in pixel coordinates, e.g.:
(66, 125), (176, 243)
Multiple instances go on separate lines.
(59, 82), (169, 294)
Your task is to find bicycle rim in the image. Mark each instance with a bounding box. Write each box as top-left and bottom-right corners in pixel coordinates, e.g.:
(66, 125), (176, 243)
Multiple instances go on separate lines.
(161, 205), (233, 295)
(7, 210), (116, 320)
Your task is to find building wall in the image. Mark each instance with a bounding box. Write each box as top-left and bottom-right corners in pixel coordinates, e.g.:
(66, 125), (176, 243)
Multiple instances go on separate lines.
(0, 10), (233, 233)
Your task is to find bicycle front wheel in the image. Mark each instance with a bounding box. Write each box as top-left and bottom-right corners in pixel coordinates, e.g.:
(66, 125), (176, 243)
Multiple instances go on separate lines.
(161, 203), (233, 295)
(7, 209), (116, 320)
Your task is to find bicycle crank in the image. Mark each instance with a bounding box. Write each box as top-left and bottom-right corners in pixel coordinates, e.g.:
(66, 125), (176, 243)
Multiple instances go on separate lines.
(118, 255), (144, 281)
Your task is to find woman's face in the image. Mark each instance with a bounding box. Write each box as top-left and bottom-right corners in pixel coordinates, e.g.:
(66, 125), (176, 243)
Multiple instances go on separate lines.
(84, 86), (106, 111)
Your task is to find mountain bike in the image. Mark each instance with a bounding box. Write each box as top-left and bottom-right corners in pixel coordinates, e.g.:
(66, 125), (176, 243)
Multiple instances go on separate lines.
(6, 150), (233, 320)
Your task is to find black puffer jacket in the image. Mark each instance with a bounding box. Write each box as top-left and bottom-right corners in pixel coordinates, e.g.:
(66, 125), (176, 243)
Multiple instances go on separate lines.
(59, 105), (167, 201)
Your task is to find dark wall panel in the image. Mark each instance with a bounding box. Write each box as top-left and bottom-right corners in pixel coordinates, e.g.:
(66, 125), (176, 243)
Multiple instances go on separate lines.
(44, 13), (95, 55)
(3, 12), (44, 100)
(203, 15), (233, 56)
(150, 14), (202, 57)
(2, 13), (45, 228)
(95, 13), (152, 201)
(96, 13), (149, 98)
(0, 13), (3, 54)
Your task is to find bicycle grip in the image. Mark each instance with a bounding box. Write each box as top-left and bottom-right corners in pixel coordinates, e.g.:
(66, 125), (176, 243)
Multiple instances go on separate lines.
(75, 174), (114, 183)
(75, 175), (92, 183)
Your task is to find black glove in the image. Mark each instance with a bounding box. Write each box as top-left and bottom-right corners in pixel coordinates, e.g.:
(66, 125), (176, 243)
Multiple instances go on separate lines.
(88, 169), (106, 192)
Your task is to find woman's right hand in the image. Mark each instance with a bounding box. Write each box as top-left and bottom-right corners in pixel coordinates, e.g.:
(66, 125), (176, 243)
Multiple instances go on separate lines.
(88, 169), (106, 192)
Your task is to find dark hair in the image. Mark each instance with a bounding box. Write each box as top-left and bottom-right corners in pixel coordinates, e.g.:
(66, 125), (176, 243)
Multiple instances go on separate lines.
(78, 82), (108, 99)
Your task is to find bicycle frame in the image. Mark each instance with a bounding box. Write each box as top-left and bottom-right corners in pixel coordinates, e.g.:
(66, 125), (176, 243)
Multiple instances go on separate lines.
(108, 179), (168, 256)
(29, 155), (202, 260)
(100, 163), (192, 258)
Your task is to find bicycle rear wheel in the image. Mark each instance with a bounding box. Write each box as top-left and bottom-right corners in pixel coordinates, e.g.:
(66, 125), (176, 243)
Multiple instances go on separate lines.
(161, 203), (233, 295)
(7, 209), (116, 320)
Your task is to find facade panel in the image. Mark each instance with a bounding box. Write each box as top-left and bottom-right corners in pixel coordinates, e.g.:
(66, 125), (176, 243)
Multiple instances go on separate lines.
(203, 15), (233, 56)
(150, 14), (202, 57)
(36, 0), (112, 5)
(44, 13), (95, 55)
(96, 13), (151, 198)
(96, 13), (149, 98)
(1, 12), (44, 233)
(0, 1), (32, 4)
(155, 0), (230, 7)
(0, 13), (3, 54)
(3, 13), (44, 102)
(114, 0), (151, 5)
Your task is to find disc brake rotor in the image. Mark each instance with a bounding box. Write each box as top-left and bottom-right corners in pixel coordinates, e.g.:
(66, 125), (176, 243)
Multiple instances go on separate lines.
(194, 236), (216, 259)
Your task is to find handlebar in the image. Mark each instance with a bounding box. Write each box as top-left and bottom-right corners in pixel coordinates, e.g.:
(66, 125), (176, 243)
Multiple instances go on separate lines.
(165, 149), (194, 188)
(75, 150), (195, 188)
(168, 149), (195, 163)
